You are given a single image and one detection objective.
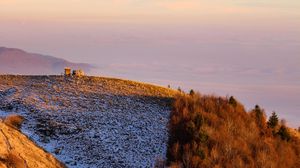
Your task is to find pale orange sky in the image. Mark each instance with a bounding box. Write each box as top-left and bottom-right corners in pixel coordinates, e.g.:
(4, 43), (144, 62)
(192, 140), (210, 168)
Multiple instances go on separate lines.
(1, 0), (299, 22)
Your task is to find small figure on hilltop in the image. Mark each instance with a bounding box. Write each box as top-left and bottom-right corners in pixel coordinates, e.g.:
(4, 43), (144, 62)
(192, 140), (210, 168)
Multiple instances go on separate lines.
(64, 67), (71, 76)
(64, 67), (85, 77)
(72, 69), (85, 77)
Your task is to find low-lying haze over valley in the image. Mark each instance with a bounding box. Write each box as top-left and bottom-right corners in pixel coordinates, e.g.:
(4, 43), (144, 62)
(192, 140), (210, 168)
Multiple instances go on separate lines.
(0, 46), (299, 127)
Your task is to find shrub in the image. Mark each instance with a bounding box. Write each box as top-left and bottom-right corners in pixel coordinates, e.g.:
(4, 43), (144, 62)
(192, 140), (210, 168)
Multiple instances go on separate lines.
(6, 153), (25, 168)
(277, 125), (291, 141)
(249, 105), (268, 135)
(4, 114), (24, 129)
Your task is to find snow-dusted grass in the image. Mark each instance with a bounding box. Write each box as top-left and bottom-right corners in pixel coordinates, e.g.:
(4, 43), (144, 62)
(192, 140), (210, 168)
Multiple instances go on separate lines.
(0, 75), (177, 167)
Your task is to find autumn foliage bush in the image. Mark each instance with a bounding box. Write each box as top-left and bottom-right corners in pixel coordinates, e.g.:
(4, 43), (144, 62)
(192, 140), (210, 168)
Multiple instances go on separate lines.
(4, 114), (24, 129)
(167, 93), (300, 168)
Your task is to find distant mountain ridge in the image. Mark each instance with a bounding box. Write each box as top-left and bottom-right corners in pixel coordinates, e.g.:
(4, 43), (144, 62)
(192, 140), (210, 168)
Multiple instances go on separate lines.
(0, 47), (93, 75)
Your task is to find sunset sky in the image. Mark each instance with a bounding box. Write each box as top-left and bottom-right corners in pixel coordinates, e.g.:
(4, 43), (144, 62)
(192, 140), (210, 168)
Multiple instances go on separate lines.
(1, 0), (300, 126)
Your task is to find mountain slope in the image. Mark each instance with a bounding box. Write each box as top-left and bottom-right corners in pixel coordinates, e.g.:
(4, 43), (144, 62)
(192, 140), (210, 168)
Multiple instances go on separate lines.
(0, 75), (299, 167)
(0, 47), (93, 75)
(167, 93), (300, 168)
(0, 75), (177, 167)
(0, 118), (65, 168)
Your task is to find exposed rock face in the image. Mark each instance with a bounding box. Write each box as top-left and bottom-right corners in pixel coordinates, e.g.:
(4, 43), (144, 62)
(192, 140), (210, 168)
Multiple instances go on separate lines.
(0, 120), (65, 168)
(0, 75), (177, 168)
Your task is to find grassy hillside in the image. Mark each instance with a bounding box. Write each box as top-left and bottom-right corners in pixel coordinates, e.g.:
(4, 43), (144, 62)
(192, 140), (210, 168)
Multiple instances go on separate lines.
(0, 75), (178, 167)
(0, 75), (177, 114)
(166, 93), (300, 168)
(0, 75), (176, 96)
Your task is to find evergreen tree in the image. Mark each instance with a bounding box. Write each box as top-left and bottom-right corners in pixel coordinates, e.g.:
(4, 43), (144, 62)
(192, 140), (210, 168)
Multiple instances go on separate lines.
(189, 89), (195, 96)
(267, 112), (279, 129)
(254, 105), (263, 118)
(228, 96), (237, 107)
(253, 105), (266, 129)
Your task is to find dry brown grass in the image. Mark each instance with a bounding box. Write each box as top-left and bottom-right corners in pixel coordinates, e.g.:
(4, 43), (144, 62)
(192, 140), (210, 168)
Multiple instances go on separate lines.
(289, 128), (300, 139)
(167, 93), (300, 168)
(0, 121), (66, 168)
(4, 115), (24, 129)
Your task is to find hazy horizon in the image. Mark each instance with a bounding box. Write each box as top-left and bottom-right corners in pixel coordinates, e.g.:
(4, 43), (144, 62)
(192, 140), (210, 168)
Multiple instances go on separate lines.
(1, 0), (299, 127)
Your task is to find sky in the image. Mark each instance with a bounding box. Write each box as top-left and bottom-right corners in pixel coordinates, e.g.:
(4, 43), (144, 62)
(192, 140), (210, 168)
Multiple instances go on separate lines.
(0, 0), (300, 127)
